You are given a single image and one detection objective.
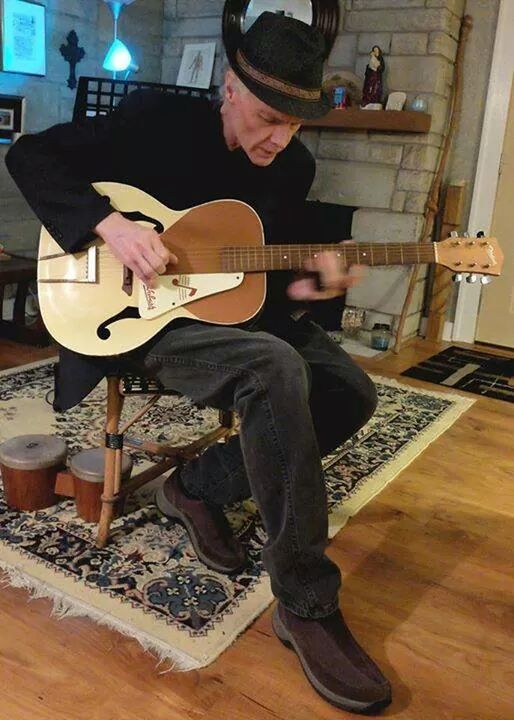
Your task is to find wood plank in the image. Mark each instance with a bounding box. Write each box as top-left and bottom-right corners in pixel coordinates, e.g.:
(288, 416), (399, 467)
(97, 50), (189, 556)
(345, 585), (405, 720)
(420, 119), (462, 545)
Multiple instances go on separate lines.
(425, 184), (467, 342)
(302, 108), (432, 132)
(0, 337), (513, 720)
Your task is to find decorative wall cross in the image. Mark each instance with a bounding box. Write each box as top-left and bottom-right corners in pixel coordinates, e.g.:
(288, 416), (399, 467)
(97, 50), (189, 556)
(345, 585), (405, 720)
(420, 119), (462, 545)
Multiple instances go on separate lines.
(60, 31), (86, 90)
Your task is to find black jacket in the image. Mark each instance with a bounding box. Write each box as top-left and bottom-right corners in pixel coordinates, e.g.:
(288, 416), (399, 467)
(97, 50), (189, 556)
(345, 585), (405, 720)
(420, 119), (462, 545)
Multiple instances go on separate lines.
(6, 90), (315, 410)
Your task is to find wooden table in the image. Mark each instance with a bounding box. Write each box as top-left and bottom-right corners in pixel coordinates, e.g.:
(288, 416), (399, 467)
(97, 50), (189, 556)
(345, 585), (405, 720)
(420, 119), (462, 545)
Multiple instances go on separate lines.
(0, 256), (49, 345)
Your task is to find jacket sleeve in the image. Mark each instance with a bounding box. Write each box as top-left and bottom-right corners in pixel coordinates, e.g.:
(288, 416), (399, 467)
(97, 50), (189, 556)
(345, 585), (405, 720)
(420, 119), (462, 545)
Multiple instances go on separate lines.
(4, 90), (165, 254)
(5, 113), (120, 253)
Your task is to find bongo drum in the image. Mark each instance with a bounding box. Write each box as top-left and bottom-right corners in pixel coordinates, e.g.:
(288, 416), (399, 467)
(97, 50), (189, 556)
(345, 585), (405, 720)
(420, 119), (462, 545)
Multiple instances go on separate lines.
(70, 448), (133, 523)
(0, 434), (67, 511)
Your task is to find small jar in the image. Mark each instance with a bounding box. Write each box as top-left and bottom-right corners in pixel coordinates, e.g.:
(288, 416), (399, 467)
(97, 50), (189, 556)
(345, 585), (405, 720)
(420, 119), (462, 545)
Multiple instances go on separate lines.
(410, 96), (428, 113)
(371, 323), (391, 351)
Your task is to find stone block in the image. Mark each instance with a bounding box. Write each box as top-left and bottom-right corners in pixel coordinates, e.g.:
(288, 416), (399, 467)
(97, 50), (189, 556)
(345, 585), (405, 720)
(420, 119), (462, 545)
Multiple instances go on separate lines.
(419, 95), (450, 135)
(164, 0), (178, 19)
(318, 139), (402, 165)
(310, 161), (396, 208)
(391, 33), (428, 55)
(2, 219), (41, 253)
(397, 169), (434, 192)
(426, 0), (465, 16)
(162, 36), (183, 58)
(299, 129), (321, 157)
(369, 132), (443, 147)
(320, 130), (369, 143)
(2, 197), (37, 224)
(353, 0), (424, 7)
(45, 0), (99, 21)
(351, 209), (423, 243)
(387, 55), (449, 95)
(177, 0), (225, 17)
(161, 56), (181, 84)
(170, 17), (222, 37)
(428, 31), (458, 60)
(404, 192), (427, 214)
(402, 145), (439, 171)
(328, 34), (358, 68)
(346, 267), (425, 314)
(346, 8), (457, 33)
(357, 32), (391, 55)
(0, 155), (22, 199)
(391, 191), (406, 212)
(402, 310), (423, 338)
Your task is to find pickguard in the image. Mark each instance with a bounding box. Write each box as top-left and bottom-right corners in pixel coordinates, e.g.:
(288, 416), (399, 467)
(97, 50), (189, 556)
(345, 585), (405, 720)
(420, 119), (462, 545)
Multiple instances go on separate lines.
(138, 273), (244, 319)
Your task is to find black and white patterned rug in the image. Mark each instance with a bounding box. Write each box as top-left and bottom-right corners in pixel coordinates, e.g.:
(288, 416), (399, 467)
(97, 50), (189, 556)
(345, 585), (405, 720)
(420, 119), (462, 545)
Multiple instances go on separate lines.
(402, 345), (514, 403)
(0, 359), (474, 669)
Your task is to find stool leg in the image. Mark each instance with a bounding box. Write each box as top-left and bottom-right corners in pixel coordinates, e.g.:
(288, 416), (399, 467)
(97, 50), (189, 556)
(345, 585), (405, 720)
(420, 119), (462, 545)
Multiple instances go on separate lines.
(96, 377), (124, 548)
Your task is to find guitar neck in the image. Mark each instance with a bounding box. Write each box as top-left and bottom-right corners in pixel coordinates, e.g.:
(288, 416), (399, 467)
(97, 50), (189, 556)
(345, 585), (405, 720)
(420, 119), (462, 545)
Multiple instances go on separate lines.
(222, 242), (437, 272)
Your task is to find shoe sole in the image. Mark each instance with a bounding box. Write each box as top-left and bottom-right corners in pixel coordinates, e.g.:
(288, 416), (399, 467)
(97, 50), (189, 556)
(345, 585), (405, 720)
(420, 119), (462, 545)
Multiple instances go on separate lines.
(155, 484), (246, 575)
(272, 607), (391, 715)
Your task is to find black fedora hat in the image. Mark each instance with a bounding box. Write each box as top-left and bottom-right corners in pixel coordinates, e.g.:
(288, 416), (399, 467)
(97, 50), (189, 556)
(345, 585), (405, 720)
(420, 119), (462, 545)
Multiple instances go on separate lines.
(230, 12), (331, 120)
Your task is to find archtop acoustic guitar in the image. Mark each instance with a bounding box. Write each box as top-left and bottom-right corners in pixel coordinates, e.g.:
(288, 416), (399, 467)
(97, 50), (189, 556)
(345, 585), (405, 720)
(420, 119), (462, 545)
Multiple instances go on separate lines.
(37, 182), (504, 356)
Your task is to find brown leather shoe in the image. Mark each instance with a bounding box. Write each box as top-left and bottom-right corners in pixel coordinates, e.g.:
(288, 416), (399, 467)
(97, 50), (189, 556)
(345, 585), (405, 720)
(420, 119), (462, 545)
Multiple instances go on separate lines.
(272, 604), (391, 715)
(155, 471), (247, 574)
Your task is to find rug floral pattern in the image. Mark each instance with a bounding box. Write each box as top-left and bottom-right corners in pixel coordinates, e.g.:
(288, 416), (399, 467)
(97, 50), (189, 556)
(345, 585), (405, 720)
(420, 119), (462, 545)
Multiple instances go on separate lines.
(0, 360), (473, 667)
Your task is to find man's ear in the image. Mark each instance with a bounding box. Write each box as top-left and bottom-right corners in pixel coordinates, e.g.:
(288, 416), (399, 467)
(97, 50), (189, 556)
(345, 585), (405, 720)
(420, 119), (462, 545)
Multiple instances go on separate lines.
(224, 69), (237, 103)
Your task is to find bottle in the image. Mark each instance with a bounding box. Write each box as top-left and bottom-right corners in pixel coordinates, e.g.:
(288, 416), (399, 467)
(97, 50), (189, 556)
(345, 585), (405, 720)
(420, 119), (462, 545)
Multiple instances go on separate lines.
(371, 323), (391, 351)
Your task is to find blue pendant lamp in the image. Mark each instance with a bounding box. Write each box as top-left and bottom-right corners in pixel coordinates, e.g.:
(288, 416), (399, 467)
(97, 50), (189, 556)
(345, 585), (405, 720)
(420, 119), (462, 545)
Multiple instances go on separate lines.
(102, 0), (139, 78)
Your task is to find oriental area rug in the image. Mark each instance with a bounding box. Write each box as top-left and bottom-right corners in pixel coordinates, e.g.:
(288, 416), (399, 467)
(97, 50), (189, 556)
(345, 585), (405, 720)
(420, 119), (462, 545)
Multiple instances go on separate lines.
(0, 358), (474, 670)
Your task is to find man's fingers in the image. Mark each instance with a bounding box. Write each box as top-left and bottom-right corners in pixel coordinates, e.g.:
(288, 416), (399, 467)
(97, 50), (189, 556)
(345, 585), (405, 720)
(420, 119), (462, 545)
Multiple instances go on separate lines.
(135, 256), (158, 286)
(287, 277), (318, 300)
(152, 236), (177, 266)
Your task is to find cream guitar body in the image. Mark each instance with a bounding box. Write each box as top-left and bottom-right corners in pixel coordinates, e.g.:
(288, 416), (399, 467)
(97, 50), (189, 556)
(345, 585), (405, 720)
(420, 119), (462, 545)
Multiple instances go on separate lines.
(37, 181), (503, 357)
(38, 182), (266, 356)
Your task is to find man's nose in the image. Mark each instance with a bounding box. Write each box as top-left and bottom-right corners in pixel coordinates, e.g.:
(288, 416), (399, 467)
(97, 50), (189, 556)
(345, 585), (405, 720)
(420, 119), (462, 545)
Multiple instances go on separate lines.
(270, 125), (294, 149)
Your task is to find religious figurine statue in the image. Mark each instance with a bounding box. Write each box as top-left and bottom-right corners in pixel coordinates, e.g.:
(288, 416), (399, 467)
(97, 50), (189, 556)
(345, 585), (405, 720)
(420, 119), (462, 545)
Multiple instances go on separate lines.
(361, 46), (385, 109)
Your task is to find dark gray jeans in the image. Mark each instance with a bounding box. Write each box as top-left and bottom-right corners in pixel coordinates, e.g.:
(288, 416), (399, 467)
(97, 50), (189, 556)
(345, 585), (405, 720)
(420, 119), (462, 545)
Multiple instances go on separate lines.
(133, 313), (377, 619)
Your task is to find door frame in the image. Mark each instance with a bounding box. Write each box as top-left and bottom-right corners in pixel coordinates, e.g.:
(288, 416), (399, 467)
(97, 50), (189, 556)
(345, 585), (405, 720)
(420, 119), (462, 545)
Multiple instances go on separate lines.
(452, 0), (514, 344)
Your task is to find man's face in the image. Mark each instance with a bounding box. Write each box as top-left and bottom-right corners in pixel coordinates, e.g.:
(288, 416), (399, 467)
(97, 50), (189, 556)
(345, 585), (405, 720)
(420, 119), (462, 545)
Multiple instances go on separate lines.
(222, 71), (303, 167)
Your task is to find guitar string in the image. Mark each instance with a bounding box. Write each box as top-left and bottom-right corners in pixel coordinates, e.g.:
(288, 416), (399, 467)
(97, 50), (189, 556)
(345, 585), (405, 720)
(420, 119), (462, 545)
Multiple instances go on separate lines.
(92, 246), (438, 264)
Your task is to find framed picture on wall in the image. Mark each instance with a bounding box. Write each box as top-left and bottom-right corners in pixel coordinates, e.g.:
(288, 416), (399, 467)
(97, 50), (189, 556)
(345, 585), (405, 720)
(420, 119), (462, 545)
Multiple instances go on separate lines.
(0, 0), (46, 76)
(0, 94), (25, 143)
(176, 42), (216, 90)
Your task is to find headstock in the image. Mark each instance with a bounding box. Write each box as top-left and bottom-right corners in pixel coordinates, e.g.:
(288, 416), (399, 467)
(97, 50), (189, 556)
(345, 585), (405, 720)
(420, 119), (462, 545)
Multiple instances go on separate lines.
(436, 231), (503, 284)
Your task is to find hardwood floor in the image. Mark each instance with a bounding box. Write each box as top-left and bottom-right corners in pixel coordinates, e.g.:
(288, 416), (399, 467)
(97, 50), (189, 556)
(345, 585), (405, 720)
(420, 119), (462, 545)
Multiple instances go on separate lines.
(0, 338), (513, 720)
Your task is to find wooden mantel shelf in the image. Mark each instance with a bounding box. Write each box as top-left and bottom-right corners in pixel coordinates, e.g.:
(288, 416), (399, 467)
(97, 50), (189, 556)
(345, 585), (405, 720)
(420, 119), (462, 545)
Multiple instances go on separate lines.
(302, 108), (431, 133)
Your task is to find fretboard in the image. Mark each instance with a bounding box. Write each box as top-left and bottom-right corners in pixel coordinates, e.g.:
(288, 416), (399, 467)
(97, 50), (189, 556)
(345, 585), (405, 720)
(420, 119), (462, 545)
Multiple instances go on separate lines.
(221, 243), (436, 273)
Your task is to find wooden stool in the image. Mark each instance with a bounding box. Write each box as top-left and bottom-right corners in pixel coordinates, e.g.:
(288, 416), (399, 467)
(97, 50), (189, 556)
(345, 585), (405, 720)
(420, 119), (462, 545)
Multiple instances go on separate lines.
(0, 434), (67, 511)
(70, 448), (133, 523)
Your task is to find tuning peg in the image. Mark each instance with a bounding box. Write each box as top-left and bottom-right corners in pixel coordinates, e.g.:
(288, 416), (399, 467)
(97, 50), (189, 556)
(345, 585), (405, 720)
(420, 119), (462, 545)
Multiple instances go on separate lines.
(466, 273), (478, 283)
(452, 273), (463, 283)
(477, 230), (485, 238)
(450, 230), (459, 238)
(480, 276), (493, 285)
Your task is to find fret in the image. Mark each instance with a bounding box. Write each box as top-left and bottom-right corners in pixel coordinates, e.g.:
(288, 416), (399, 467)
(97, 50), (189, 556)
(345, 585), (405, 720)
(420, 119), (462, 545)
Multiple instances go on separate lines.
(224, 241), (440, 272)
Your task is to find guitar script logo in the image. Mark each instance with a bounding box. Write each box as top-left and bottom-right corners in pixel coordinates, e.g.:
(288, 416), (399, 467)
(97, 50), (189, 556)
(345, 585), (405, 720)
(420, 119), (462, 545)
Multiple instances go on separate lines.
(486, 245), (497, 266)
(143, 284), (157, 311)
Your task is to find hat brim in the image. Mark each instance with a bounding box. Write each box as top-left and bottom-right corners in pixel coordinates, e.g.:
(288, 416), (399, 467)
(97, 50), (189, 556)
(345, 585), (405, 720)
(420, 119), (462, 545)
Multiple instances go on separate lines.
(232, 64), (332, 121)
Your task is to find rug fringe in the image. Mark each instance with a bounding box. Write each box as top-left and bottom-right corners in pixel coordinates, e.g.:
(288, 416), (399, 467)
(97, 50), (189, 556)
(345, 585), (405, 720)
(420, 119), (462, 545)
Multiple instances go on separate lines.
(0, 560), (199, 673)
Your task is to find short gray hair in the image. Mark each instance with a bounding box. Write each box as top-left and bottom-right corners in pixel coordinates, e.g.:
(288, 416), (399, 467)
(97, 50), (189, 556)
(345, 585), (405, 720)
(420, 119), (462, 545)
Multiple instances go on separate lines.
(219, 59), (249, 100)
